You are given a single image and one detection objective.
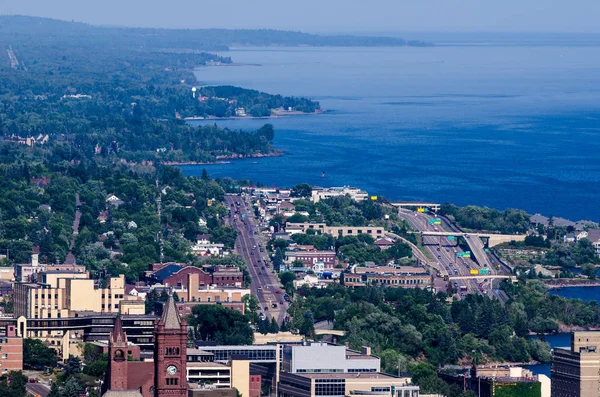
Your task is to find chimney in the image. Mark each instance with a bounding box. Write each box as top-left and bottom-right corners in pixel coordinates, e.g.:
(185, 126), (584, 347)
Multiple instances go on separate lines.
(31, 253), (39, 267)
(361, 346), (371, 356)
(188, 273), (199, 302)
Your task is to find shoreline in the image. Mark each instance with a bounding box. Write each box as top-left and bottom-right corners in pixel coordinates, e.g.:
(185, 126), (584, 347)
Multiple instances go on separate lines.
(166, 151), (284, 166)
(543, 280), (600, 289)
(184, 109), (326, 121)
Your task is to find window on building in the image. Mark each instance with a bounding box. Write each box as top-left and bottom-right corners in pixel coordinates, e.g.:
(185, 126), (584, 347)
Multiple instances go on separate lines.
(166, 378), (178, 386)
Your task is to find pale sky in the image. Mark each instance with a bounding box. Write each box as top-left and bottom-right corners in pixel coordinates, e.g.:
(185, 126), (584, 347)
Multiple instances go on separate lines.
(1, 0), (598, 33)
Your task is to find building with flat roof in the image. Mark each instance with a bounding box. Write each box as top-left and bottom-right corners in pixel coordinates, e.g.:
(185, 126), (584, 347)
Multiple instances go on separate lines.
(13, 274), (144, 322)
(439, 366), (546, 397)
(278, 371), (417, 397)
(344, 266), (430, 289)
(285, 251), (337, 270)
(286, 223), (384, 239)
(0, 324), (22, 374)
(282, 342), (380, 374)
(552, 331), (600, 397)
(311, 187), (368, 203)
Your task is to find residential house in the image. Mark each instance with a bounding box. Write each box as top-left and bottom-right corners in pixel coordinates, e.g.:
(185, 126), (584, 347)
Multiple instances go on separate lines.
(106, 194), (124, 208)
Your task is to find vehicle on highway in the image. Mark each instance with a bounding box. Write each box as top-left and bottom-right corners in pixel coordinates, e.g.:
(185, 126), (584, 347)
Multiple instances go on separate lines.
(251, 251), (254, 255)
(264, 306), (269, 311)
(275, 290), (282, 294)
(257, 287), (262, 292)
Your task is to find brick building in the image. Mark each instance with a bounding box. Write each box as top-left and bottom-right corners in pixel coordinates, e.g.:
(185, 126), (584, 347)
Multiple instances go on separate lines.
(103, 296), (188, 397)
(0, 324), (23, 374)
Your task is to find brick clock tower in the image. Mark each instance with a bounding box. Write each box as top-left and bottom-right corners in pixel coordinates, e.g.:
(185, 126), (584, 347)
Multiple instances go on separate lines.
(154, 295), (188, 397)
(107, 316), (129, 391)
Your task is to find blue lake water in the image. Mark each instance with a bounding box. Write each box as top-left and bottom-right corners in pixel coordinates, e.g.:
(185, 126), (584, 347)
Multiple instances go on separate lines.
(185, 36), (600, 221)
(549, 286), (600, 302)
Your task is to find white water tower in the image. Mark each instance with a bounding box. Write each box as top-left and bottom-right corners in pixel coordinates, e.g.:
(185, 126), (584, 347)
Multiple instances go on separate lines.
(192, 87), (197, 98)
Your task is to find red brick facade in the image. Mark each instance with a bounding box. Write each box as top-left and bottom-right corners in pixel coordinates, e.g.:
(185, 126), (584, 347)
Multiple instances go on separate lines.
(153, 297), (188, 397)
(105, 296), (188, 397)
(163, 266), (242, 289)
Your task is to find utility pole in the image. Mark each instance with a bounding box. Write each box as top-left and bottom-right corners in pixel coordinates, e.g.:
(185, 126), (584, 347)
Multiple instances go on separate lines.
(156, 179), (164, 264)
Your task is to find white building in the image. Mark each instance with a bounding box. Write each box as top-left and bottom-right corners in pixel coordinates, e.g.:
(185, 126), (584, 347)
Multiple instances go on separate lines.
(311, 186), (368, 203)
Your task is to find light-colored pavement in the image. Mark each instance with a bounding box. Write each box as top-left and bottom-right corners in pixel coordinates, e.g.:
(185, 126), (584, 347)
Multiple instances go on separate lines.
(26, 382), (50, 397)
(225, 195), (288, 324)
(397, 209), (504, 298)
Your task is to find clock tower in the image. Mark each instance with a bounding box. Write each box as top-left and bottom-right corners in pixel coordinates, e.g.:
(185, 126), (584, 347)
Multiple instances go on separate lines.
(154, 295), (188, 397)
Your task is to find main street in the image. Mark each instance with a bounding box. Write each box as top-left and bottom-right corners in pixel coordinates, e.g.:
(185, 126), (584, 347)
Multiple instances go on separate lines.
(225, 194), (288, 324)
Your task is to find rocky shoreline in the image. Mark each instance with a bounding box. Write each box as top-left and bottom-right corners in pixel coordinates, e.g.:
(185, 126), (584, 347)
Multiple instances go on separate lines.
(542, 279), (600, 289)
(164, 150), (284, 166)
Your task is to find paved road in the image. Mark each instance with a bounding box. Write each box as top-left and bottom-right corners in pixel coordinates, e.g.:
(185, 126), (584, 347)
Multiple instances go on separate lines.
(398, 209), (498, 298)
(225, 194), (288, 324)
(26, 383), (50, 397)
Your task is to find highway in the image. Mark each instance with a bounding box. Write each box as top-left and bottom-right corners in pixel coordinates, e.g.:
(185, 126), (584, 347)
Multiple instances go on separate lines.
(225, 194), (288, 324)
(397, 209), (504, 299)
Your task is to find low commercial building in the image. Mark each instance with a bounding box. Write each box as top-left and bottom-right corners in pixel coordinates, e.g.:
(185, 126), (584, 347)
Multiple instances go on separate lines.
(186, 349), (253, 395)
(344, 266), (431, 289)
(174, 276), (249, 315)
(152, 264), (243, 289)
(285, 251), (337, 270)
(286, 223), (384, 239)
(278, 372), (417, 397)
(282, 343), (380, 374)
(14, 252), (87, 282)
(439, 366), (547, 397)
(311, 187), (368, 203)
(552, 331), (600, 397)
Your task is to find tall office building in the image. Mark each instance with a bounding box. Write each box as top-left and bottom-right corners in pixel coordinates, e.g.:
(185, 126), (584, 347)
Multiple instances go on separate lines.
(552, 332), (600, 397)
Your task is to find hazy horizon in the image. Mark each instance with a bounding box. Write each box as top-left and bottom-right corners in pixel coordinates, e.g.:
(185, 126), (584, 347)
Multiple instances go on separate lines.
(1, 0), (599, 34)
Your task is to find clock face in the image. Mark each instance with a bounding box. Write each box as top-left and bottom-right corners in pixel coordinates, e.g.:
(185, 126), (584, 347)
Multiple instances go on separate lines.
(167, 365), (177, 375)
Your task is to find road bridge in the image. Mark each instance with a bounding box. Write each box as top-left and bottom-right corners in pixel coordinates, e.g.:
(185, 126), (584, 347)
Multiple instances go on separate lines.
(420, 231), (526, 247)
(448, 275), (515, 281)
(315, 329), (345, 336)
(392, 202), (441, 212)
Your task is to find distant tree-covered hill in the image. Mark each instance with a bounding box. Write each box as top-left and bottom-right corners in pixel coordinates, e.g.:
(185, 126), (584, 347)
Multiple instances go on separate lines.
(0, 15), (431, 51)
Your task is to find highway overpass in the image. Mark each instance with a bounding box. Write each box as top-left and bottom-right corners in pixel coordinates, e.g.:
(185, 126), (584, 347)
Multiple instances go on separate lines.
(392, 202), (441, 212)
(448, 275), (516, 281)
(420, 231), (526, 247)
(315, 329), (345, 336)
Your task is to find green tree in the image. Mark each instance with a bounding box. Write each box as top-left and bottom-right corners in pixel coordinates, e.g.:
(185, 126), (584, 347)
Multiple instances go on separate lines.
(291, 183), (312, 198)
(23, 338), (57, 369)
(581, 263), (598, 279)
(65, 355), (82, 377)
(188, 305), (254, 345)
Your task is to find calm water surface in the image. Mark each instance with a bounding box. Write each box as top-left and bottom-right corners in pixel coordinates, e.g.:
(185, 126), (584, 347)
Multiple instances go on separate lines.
(184, 37), (600, 221)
